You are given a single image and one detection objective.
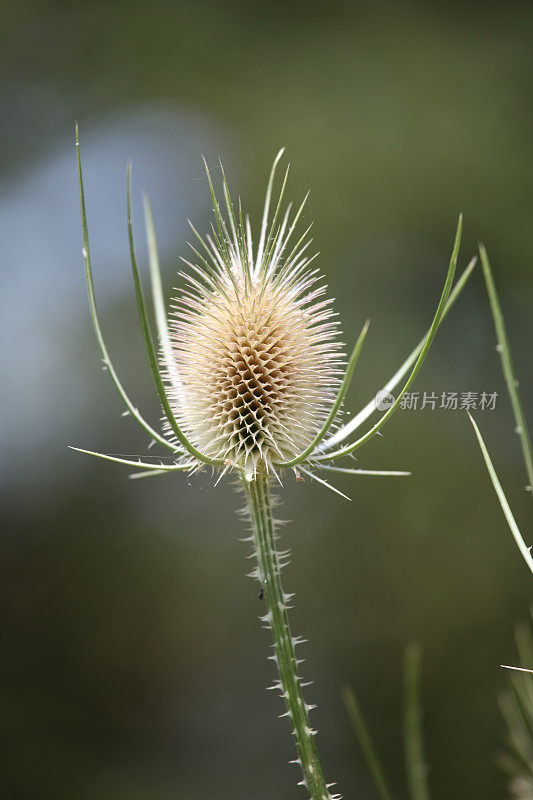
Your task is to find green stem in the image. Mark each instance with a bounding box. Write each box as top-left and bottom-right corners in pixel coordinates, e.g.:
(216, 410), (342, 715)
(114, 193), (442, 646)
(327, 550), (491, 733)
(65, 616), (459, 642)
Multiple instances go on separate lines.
(244, 475), (336, 800)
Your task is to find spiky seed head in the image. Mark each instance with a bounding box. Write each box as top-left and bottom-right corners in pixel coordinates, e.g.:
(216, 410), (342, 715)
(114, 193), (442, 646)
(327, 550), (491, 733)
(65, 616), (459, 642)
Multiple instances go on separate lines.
(164, 153), (344, 478)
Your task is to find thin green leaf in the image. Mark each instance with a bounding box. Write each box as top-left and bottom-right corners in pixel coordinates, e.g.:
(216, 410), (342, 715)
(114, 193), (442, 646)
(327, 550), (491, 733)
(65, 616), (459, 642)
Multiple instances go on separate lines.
(320, 255), (477, 451)
(316, 215), (463, 463)
(126, 165), (221, 466)
(278, 320), (370, 467)
(404, 643), (430, 800)
(75, 126), (177, 453)
(479, 244), (533, 498)
(469, 413), (533, 575)
(342, 685), (393, 800)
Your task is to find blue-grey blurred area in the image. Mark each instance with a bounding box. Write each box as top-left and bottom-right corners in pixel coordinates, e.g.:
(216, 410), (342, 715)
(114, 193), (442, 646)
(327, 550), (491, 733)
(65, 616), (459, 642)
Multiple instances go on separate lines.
(1, 2), (532, 798)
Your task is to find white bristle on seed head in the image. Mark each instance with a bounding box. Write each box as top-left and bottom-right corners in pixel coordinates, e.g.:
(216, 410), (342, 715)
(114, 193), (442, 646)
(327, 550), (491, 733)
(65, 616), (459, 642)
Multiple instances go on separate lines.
(163, 154), (344, 477)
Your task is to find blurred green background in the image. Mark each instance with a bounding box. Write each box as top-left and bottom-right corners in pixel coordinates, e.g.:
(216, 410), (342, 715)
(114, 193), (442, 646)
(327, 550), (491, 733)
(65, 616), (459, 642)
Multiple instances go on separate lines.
(1, 1), (532, 798)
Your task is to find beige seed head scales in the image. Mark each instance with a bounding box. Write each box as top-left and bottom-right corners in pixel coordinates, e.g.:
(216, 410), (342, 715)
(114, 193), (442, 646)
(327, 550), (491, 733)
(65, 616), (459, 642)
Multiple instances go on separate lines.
(163, 153), (345, 479)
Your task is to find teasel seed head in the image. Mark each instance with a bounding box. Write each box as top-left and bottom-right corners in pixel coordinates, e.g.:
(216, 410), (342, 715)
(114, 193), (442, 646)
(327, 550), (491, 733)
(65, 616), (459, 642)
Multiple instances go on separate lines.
(164, 154), (344, 479)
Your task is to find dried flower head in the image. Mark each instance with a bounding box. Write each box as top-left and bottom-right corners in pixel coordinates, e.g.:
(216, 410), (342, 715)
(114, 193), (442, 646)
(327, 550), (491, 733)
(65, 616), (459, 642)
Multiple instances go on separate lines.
(164, 154), (343, 478)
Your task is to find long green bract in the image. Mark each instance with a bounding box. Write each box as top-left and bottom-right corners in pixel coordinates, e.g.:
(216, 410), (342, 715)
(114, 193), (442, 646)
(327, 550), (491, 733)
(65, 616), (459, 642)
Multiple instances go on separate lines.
(319, 255), (477, 452)
(126, 165), (221, 466)
(320, 465), (410, 477)
(69, 446), (193, 472)
(75, 126), (178, 453)
(315, 215), (462, 463)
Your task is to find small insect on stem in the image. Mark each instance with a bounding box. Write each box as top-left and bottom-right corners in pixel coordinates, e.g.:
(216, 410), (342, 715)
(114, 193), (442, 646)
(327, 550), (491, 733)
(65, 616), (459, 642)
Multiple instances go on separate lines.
(258, 587), (264, 600)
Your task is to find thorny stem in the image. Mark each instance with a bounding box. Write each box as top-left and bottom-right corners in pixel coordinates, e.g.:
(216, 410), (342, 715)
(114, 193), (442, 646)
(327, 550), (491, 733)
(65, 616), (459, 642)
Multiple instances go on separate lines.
(244, 475), (337, 800)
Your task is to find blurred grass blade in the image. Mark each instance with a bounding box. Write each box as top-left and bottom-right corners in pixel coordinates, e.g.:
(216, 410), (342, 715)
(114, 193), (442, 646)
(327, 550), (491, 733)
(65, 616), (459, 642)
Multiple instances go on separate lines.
(316, 215), (463, 463)
(499, 690), (533, 774)
(516, 620), (533, 669)
(126, 165), (221, 466)
(75, 126), (178, 453)
(342, 685), (393, 800)
(404, 643), (430, 800)
(506, 646), (533, 742)
(499, 616), (533, 789)
(469, 413), (533, 576)
(479, 244), (533, 498)
(320, 254), (477, 452)
(143, 193), (173, 368)
(279, 320), (370, 467)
